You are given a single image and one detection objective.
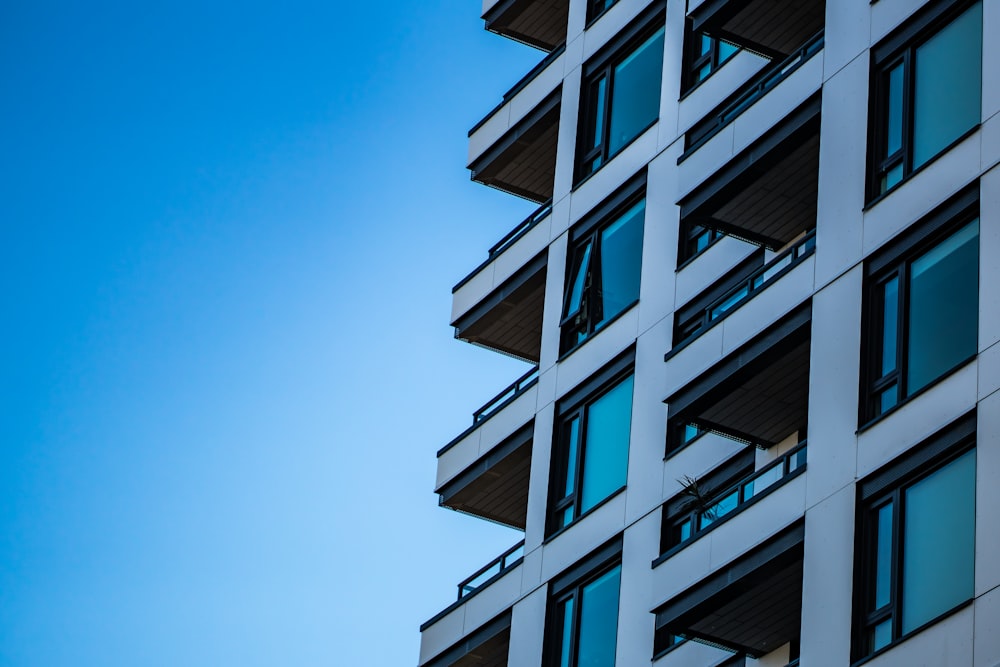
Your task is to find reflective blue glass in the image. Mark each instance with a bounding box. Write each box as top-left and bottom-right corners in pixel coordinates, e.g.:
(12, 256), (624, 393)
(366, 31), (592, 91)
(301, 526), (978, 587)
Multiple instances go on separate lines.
(565, 242), (592, 319)
(881, 277), (899, 376)
(559, 597), (575, 667)
(874, 502), (893, 610)
(609, 28), (664, 155)
(577, 566), (621, 667)
(580, 376), (634, 513)
(598, 200), (644, 321)
(886, 64), (904, 157)
(562, 417), (580, 496)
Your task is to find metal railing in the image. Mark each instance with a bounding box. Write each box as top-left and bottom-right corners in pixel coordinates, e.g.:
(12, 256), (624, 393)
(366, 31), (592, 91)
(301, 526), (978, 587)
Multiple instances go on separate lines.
(680, 230), (815, 345)
(453, 199), (552, 292)
(682, 31), (824, 159)
(672, 442), (807, 549)
(457, 541), (525, 600)
(473, 366), (540, 424)
(469, 43), (566, 136)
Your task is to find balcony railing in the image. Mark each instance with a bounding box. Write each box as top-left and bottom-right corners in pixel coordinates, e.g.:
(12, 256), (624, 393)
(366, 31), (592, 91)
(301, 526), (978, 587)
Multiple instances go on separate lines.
(674, 230), (815, 351)
(666, 442), (807, 554)
(473, 366), (539, 424)
(453, 199), (553, 292)
(469, 43), (566, 136)
(457, 540), (525, 600)
(681, 31), (824, 161)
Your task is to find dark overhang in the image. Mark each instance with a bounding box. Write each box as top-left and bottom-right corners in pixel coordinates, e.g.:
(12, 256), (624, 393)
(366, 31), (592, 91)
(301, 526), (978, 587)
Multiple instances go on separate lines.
(689, 0), (825, 58)
(452, 251), (547, 363)
(422, 611), (511, 667)
(469, 90), (561, 203)
(666, 304), (811, 448)
(654, 522), (805, 658)
(483, 0), (569, 52)
(680, 95), (821, 251)
(437, 423), (533, 530)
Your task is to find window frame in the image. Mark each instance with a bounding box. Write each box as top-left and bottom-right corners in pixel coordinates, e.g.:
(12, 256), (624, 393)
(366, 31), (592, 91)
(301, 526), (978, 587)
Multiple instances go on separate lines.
(681, 19), (741, 94)
(851, 413), (976, 663)
(586, 0), (616, 26)
(547, 349), (635, 537)
(866, 0), (982, 203)
(859, 185), (979, 426)
(574, 2), (665, 184)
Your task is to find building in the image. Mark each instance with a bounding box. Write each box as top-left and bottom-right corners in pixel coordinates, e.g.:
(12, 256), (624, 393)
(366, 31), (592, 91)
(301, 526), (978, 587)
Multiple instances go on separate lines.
(418, 0), (999, 665)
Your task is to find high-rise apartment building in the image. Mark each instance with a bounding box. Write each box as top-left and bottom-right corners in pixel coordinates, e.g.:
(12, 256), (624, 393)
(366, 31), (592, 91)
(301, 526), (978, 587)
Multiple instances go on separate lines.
(418, 0), (999, 665)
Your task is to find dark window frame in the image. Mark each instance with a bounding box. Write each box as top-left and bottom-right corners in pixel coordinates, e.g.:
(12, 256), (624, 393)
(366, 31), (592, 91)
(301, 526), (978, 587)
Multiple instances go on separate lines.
(574, 2), (666, 184)
(859, 185), (979, 426)
(851, 412), (976, 663)
(677, 219), (725, 267)
(547, 349), (635, 537)
(866, 0), (982, 203)
(681, 19), (741, 94)
(586, 0), (617, 26)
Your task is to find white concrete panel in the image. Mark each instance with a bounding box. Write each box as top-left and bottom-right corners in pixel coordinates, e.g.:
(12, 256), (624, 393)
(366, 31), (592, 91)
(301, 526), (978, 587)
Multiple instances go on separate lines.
(524, 402), (555, 551)
(539, 491), (627, 582)
(674, 237), (758, 310)
(450, 263), (496, 324)
(553, 306), (639, 399)
(658, 0), (687, 146)
(731, 52), (824, 154)
(509, 55), (566, 122)
(719, 255), (815, 357)
(857, 362), (979, 479)
(806, 268), (862, 508)
(979, 341), (1000, 401)
(863, 605), (974, 667)
(563, 32), (586, 76)
(535, 365), (558, 413)
(824, 0), (871, 79)
(974, 586), (1000, 667)
(624, 334), (669, 523)
(508, 588), (547, 667)
(519, 543), (544, 595)
(676, 124), (735, 201)
(976, 397), (1000, 596)
(539, 233), (568, 372)
(661, 432), (745, 500)
(799, 485), (855, 667)
(662, 325), (725, 400)
(638, 149), (681, 335)
(815, 54), (867, 288)
(985, 1), (1000, 127)
(491, 210), (552, 284)
(979, 168), (1000, 352)
(863, 132), (982, 258)
(707, 474), (806, 571)
(568, 125), (659, 222)
(436, 429), (483, 490)
(983, 112), (1000, 174)
(479, 386), (538, 457)
(418, 604), (466, 665)
(548, 192), (572, 241)
(649, 531), (713, 607)
(553, 67), (583, 204)
(467, 105), (512, 167)
(870, 0), (925, 46)
(676, 52), (770, 136)
(616, 515), (660, 667)
(581, 0), (655, 62)
(462, 565), (524, 635)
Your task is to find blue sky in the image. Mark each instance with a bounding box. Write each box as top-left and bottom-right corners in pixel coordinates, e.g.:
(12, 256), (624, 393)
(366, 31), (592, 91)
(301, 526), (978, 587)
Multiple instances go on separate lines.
(0, 2), (543, 664)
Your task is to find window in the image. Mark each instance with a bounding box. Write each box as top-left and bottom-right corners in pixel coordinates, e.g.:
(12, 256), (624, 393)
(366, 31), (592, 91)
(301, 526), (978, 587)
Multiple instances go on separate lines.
(868, 0), (982, 199)
(853, 417), (976, 661)
(683, 21), (740, 92)
(862, 192), (978, 422)
(587, 0), (616, 24)
(561, 197), (644, 353)
(576, 21), (664, 181)
(549, 354), (634, 535)
(679, 221), (723, 265)
(546, 539), (622, 667)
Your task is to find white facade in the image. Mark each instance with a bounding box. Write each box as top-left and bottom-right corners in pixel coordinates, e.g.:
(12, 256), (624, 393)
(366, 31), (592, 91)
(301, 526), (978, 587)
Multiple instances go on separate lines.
(421, 0), (1000, 665)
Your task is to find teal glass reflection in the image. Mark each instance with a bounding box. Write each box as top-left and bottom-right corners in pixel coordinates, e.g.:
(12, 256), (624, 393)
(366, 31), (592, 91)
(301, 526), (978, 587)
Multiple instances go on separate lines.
(587, 77), (607, 151)
(559, 596), (575, 667)
(885, 63), (904, 157)
(562, 417), (580, 496)
(580, 375), (634, 513)
(577, 566), (621, 667)
(913, 2), (982, 169)
(609, 28), (664, 155)
(718, 39), (738, 63)
(906, 220), (978, 395)
(874, 502), (893, 610)
(564, 242), (592, 319)
(902, 450), (976, 633)
(872, 619), (892, 653)
(599, 200), (644, 321)
(881, 276), (899, 376)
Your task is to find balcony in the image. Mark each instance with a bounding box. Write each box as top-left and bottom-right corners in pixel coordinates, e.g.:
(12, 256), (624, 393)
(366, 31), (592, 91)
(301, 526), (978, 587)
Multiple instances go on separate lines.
(665, 305), (811, 454)
(653, 522), (804, 658)
(688, 0), (824, 59)
(482, 0), (569, 51)
(420, 609), (512, 667)
(468, 90), (561, 203)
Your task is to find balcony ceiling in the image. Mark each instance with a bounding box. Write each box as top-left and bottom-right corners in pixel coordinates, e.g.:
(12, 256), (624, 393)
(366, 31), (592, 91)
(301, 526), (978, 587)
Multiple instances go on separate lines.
(692, 0), (825, 58)
(451, 627), (510, 667)
(484, 0), (569, 51)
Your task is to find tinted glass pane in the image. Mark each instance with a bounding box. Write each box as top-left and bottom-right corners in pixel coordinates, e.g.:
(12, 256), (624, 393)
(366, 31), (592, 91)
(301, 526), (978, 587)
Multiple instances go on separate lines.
(699, 34), (712, 57)
(881, 276), (899, 376)
(874, 502), (893, 610)
(577, 566), (621, 667)
(718, 40), (739, 63)
(882, 163), (904, 193)
(880, 385), (898, 413)
(599, 200), (645, 322)
(586, 77), (607, 151)
(558, 597), (575, 667)
(885, 63), (904, 157)
(609, 28), (664, 155)
(906, 220), (978, 394)
(913, 3), (982, 168)
(565, 242), (592, 318)
(562, 417), (580, 496)
(580, 375), (634, 513)
(902, 449), (976, 633)
(872, 619), (893, 652)
(700, 490), (738, 529)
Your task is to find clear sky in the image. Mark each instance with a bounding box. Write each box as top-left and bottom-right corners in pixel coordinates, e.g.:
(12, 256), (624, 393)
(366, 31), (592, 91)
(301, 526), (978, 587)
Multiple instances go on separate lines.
(0, 2), (543, 665)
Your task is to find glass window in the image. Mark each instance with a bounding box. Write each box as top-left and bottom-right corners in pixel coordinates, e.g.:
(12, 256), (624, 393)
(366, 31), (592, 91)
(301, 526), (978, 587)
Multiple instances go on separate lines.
(855, 447), (976, 659)
(865, 217), (978, 420)
(683, 21), (742, 91)
(550, 564), (622, 667)
(577, 25), (664, 181)
(870, 2), (982, 199)
(561, 199), (644, 353)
